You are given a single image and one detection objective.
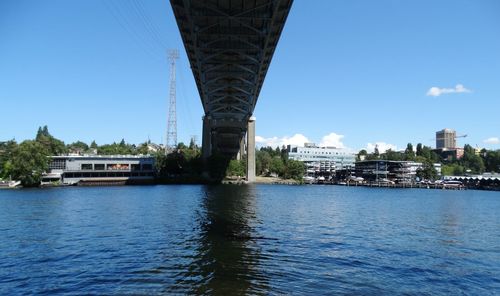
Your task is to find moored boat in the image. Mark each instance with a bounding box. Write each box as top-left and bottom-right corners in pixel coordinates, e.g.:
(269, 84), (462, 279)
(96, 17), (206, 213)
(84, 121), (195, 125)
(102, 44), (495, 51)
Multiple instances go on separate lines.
(0, 180), (21, 188)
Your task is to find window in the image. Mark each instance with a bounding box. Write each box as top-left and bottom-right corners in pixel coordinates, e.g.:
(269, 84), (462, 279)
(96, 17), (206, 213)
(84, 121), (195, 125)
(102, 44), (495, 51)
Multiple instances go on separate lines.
(107, 164), (129, 170)
(131, 164), (141, 171)
(49, 159), (66, 170)
(94, 164), (105, 170)
(142, 164), (153, 171)
(81, 164), (93, 170)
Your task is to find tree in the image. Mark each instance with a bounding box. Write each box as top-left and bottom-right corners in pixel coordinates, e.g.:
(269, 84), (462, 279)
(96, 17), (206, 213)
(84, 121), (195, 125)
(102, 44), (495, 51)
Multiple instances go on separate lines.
(226, 159), (245, 177)
(208, 153), (230, 180)
(416, 143), (423, 157)
(415, 145), (440, 163)
(482, 150), (500, 172)
(373, 145), (380, 158)
(67, 141), (89, 153)
(136, 142), (149, 155)
(461, 144), (485, 174)
(90, 140), (98, 149)
(189, 137), (196, 149)
(382, 149), (404, 161)
(442, 164), (465, 176)
(284, 159), (305, 181)
(0, 140), (18, 179)
(10, 140), (49, 186)
(165, 151), (187, 176)
(36, 125), (50, 140)
(269, 156), (285, 176)
(35, 126), (67, 155)
(357, 149), (368, 161)
(256, 150), (272, 175)
(98, 141), (134, 155)
(404, 143), (415, 160)
(416, 161), (438, 181)
(280, 145), (288, 162)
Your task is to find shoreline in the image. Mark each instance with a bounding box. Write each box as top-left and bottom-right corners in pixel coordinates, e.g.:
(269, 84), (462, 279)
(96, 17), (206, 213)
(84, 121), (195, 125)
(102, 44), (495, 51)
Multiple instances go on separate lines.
(3, 177), (499, 191)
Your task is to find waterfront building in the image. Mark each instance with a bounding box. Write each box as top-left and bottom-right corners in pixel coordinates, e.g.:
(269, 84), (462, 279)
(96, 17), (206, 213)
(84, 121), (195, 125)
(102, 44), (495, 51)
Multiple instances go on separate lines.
(354, 160), (424, 184)
(287, 143), (356, 177)
(42, 155), (155, 185)
(444, 173), (500, 190)
(436, 128), (456, 149)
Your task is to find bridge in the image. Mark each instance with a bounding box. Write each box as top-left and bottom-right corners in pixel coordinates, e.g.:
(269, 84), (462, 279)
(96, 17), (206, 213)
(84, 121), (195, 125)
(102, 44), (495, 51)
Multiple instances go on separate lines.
(170, 0), (293, 181)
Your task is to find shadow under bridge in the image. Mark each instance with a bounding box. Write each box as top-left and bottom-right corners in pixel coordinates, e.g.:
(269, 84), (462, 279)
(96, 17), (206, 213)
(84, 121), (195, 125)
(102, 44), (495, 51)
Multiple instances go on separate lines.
(171, 0), (293, 181)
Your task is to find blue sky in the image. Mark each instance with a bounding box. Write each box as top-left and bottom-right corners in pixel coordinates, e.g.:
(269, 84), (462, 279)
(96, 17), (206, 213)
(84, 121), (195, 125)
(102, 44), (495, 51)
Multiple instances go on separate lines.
(1, 0), (499, 152)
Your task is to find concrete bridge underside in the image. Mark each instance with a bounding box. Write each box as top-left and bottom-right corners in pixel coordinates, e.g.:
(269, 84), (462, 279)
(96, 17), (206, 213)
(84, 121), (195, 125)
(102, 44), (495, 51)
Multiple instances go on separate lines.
(171, 0), (293, 180)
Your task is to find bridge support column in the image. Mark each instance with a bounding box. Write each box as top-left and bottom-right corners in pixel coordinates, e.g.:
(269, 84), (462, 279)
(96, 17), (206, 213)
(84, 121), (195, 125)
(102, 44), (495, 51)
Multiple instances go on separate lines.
(202, 116), (211, 159)
(246, 117), (256, 182)
(237, 135), (245, 161)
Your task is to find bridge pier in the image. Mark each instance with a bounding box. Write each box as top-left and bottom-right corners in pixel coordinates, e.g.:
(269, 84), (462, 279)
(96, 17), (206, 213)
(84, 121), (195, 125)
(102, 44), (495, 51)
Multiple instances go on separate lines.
(237, 135), (245, 161)
(246, 117), (256, 182)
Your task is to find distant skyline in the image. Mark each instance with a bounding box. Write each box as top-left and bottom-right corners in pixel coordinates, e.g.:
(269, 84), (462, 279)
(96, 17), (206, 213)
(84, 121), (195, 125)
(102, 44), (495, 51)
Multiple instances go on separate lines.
(1, 0), (499, 152)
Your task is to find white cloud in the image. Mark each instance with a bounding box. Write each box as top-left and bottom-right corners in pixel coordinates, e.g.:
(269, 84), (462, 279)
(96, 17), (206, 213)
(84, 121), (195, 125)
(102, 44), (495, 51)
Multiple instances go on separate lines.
(319, 132), (345, 148)
(483, 137), (500, 145)
(366, 142), (397, 153)
(255, 133), (310, 148)
(256, 132), (348, 149)
(426, 84), (471, 97)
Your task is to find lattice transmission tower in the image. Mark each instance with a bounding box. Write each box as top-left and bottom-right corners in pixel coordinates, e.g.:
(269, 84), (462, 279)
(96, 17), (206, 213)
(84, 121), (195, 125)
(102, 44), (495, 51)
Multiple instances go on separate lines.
(166, 49), (179, 154)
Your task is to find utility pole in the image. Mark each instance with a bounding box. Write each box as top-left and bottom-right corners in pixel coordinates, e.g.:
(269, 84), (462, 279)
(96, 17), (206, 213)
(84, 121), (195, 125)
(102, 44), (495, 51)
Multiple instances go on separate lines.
(166, 49), (179, 154)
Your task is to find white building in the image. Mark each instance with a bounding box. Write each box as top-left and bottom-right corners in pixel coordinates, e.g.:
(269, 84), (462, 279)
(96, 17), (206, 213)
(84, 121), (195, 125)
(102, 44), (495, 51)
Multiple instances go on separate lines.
(287, 143), (356, 176)
(42, 155), (155, 185)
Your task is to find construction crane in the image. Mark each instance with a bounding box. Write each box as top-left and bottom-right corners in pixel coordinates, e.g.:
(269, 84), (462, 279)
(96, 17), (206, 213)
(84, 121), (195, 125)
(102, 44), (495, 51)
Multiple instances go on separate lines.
(430, 132), (467, 149)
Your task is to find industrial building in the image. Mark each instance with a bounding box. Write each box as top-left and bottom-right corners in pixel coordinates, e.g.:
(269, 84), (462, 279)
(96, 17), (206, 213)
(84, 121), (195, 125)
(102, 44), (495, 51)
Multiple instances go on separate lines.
(42, 155), (155, 185)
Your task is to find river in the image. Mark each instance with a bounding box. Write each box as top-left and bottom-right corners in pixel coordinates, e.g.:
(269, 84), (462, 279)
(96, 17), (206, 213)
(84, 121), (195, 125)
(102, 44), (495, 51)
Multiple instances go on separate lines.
(0, 185), (499, 295)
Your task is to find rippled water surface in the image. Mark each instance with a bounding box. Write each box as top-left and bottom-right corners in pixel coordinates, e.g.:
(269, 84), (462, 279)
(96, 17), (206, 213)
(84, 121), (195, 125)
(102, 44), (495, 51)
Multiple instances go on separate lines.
(0, 185), (499, 295)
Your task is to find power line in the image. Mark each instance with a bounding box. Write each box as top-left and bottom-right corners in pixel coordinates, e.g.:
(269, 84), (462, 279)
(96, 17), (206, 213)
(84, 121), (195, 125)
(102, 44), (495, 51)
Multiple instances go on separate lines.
(131, 0), (168, 49)
(103, 0), (165, 61)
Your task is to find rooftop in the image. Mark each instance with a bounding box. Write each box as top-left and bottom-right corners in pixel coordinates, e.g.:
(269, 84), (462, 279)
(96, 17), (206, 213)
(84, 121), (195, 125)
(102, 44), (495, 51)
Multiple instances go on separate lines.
(51, 154), (154, 159)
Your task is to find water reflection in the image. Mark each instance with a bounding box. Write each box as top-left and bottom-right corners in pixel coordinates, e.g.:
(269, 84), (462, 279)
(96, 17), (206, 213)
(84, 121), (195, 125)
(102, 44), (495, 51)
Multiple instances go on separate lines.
(437, 195), (462, 247)
(173, 185), (269, 295)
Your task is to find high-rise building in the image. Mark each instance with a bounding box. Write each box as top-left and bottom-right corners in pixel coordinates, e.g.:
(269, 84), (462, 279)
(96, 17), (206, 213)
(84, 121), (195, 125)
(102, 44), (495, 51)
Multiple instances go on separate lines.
(436, 128), (456, 149)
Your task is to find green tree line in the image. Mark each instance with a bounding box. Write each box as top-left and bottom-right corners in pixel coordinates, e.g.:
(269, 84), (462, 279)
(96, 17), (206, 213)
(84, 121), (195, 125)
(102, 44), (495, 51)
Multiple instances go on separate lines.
(224, 146), (305, 181)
